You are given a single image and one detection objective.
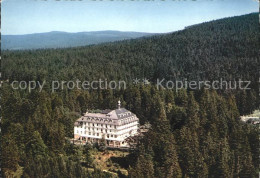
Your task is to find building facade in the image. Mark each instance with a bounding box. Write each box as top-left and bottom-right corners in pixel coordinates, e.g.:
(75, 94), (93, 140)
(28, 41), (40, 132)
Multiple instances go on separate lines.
(74, 101), (139, 148)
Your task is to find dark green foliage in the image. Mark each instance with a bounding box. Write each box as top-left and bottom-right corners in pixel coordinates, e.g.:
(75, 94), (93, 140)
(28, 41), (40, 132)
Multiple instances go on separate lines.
(1, 83), (259, 177)
(128, 90), (259, 178)
(1, 13), (259, 177)
(84, 144), (94, 167)
(2, 14), (259, 99)
(1, 134), (20, 173)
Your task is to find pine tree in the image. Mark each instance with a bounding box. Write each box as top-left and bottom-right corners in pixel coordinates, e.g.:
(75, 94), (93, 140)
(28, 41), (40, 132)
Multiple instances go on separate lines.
(152, 99), (182, 177)
(26, 131), (48, 158)
(186, 91), (200, 130)
(165, 89), (175, 116)
(128, 144), (154, 178)
(175, 89), (188, 107)
(1, 134), (20, 174)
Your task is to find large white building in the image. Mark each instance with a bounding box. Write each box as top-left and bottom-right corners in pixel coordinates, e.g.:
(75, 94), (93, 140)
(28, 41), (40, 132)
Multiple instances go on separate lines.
(74, 101), (139, 148)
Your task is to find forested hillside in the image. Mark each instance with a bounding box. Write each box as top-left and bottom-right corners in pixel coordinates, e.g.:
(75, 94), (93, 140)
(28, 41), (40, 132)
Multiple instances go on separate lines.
(2, 13), (259, 113)
(3, 13), (259, 87)
(1, 13), (259, 177)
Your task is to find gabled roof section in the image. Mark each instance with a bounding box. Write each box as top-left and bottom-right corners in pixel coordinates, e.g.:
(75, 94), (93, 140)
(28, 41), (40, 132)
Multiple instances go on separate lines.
(114, 108), (134, 119)
(74, 107), (138, 126)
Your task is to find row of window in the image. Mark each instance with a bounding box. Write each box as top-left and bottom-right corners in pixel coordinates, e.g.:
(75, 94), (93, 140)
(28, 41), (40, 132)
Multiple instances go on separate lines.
(80, 122), (117, 129)
(77, 123), (138, 134)
(119, 116), (137, 125)
(76, 130), (119, 138)
(77, 127), (113, 133)
(78, 121), (138, 130)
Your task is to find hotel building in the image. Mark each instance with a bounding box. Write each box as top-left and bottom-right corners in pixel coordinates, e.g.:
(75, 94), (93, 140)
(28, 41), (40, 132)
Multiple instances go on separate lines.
(74, 101), (139, 148)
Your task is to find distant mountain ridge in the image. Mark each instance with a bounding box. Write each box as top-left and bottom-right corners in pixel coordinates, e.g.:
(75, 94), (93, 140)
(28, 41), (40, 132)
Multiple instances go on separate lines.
(1, 30), (155, 50)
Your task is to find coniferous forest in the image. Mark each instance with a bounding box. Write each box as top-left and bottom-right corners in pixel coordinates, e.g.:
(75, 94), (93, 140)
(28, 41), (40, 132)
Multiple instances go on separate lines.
(1, 13), (259, 177)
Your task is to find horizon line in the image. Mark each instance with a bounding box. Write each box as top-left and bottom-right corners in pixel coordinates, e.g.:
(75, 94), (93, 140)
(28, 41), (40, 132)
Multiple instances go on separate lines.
(2, 12), (257, 36)
(1, 30), (163, 36)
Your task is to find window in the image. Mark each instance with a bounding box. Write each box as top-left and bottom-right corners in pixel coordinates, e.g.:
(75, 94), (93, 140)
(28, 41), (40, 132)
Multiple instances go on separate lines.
(97, 133), (99, 136)
(115, 135), (117, 138)
(89, 132), (91, 135)
(114, 125), (116, 129)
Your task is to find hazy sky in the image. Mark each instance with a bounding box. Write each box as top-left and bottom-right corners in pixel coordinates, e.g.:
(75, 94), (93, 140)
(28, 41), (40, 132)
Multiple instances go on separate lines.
(2, 0), (259, 35)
